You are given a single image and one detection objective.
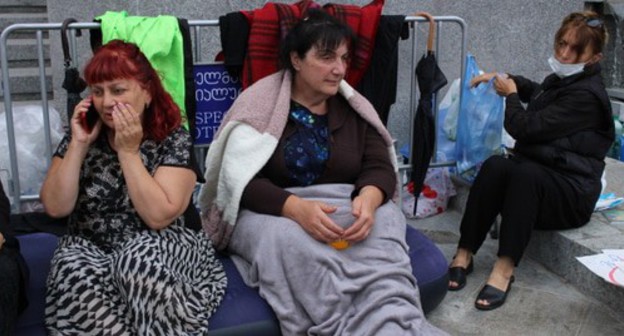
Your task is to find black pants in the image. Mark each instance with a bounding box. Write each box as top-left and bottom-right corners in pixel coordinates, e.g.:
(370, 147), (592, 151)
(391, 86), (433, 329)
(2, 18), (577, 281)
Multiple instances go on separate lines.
(0, 246), (23, 336)
(457, 155), (593, 265)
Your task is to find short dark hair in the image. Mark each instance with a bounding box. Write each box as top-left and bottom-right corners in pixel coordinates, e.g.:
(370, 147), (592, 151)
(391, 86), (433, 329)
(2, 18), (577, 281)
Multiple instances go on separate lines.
(278, 9), (356, 73)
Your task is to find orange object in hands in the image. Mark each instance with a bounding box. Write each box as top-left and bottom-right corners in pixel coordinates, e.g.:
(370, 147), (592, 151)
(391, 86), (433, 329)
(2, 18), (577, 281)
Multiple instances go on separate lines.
(329, 239), (350, 250)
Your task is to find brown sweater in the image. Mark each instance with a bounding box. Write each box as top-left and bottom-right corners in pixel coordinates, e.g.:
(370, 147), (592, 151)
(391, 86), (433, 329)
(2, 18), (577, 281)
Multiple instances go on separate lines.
(241, 95), (396, 215)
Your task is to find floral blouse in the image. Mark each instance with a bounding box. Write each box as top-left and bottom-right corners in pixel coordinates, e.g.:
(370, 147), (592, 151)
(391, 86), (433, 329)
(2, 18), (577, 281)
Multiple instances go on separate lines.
(284, 101), (329, 186)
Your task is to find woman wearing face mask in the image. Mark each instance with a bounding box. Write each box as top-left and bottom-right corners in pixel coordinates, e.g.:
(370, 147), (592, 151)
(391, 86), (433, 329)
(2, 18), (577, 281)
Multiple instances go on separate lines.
(447, 10), (613, 311)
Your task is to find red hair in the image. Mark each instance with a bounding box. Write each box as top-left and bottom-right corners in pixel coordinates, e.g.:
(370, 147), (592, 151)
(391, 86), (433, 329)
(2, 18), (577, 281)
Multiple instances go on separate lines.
(83, 40), (181, 141)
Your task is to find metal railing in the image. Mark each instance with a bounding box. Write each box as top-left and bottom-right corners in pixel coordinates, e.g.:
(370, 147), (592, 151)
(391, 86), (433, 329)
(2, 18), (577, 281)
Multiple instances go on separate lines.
(403, 15), (467, 170)
(1, 16), (466, 213)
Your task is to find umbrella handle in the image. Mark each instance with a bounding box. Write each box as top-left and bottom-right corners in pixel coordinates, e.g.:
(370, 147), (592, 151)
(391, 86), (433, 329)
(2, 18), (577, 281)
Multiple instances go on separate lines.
(61, 18), (81, 68)
(413, 11), (435, 52)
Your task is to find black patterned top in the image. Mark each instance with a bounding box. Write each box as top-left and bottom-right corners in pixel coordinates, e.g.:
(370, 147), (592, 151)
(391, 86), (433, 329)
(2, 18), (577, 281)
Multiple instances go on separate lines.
(54, 127), (196, 251)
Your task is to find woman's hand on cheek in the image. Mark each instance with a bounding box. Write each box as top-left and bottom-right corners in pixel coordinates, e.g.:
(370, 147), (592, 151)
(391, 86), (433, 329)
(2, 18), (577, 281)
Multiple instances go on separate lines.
(113, 103), (143, 154)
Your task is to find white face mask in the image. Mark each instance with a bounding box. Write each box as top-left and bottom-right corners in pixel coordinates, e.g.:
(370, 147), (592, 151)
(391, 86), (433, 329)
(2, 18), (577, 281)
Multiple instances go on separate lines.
(548, 56), (585, 78)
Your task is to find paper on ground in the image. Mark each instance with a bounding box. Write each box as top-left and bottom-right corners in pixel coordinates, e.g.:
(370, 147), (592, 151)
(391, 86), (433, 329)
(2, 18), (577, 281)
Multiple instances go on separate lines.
(576, 249), (624, 288)
(594, 193), (624, 212)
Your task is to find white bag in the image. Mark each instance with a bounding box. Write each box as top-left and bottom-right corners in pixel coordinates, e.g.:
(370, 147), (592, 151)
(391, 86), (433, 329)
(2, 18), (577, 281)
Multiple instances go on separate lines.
(402, 167), (457, 219)
(440, 78), (461, 141)
(0, 105), (64, 210)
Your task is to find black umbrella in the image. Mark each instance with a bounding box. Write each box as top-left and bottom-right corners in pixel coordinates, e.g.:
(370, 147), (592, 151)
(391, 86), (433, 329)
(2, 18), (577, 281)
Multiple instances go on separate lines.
(61, 18), (87, 124)
(410, 12), (447, 215)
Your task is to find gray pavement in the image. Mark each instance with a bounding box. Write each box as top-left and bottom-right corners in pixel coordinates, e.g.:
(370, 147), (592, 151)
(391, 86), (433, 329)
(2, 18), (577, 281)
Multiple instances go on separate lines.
(410, 209), (624, 335)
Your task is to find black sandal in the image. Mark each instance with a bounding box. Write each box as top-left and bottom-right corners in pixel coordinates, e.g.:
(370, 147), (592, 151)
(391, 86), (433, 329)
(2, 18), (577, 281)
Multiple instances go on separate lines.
(475, 276), (515, 311)
(447, 258), (474, 291)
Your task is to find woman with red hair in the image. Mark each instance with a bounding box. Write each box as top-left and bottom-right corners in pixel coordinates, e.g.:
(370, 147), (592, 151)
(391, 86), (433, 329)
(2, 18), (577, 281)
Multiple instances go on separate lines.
(41, 40), (226, 334)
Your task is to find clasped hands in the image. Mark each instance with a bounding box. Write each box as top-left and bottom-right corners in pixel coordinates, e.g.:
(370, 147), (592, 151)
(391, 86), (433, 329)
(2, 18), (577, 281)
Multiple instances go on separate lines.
(283, 186), (383, 246)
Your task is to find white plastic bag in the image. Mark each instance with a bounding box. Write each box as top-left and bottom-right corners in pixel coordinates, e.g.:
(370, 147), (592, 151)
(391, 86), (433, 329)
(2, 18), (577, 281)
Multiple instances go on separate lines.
(440, 78), (461, 141)
(402, 167), (457, 219)
(0, 105), (64, 210)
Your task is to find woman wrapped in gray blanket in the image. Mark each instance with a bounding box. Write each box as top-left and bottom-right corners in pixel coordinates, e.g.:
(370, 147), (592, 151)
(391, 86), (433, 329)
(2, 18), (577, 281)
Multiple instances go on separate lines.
(199, 9), (447, 336)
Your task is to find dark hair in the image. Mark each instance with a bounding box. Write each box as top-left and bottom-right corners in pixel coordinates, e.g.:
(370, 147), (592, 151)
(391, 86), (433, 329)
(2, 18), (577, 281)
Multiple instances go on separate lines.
(83, 40), (181, 142)
(554, 11), (608, 59)
(278, 8), (356, 73)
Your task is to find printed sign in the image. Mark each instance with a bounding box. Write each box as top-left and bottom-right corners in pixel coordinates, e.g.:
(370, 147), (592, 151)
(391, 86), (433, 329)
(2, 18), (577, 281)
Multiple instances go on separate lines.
(193, 63), (242, 144)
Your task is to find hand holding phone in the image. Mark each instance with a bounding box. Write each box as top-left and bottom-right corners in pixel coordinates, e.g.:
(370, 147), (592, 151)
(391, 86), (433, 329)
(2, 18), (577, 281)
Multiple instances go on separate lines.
(80, 104), (99, 133)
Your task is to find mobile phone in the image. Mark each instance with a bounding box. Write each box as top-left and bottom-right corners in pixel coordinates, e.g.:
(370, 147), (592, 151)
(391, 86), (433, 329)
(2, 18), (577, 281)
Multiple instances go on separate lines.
(81, 104), (99, 133)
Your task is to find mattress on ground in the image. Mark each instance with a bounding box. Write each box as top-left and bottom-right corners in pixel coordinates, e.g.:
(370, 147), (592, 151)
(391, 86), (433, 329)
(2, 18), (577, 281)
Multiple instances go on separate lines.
(12, 224), (448, 335)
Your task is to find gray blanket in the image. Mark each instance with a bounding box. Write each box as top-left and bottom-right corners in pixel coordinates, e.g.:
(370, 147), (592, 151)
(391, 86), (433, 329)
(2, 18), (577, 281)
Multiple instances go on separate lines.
(229, 184), (447, 336)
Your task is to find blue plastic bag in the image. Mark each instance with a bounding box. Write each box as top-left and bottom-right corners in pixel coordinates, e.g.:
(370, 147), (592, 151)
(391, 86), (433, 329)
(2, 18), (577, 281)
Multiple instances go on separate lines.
(455, 54), (505, 181)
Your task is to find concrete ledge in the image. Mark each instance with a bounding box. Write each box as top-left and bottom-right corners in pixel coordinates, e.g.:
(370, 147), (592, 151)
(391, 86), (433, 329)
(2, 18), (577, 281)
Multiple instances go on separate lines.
(4, 39), (50, 64)
(0, 67), (52, 100)
(526, 158), (624, 315)
(0, 0), (46, 8)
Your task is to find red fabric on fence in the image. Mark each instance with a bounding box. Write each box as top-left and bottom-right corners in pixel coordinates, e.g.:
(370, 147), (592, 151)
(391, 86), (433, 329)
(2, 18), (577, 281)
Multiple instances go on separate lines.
(240, 0), (384, 89)
(323, 0), (384, 86)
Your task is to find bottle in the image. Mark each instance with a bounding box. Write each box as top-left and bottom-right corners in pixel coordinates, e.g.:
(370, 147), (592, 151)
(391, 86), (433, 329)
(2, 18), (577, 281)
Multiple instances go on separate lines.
(611, 118), (622, 159)
(620, 133), (624, 161)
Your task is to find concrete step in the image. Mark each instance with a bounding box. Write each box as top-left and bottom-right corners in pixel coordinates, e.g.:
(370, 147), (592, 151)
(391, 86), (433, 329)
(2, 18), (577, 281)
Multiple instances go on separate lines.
(526, 157), (624, 316)
(1, 39), (51, 69)
(0, 40), (52, 99)
(407, 207), (463, 246)
(0, 0), (47, 10)
(438, 157), (624, 316)
(0, 7), (46, 15)
(0, 3), (46, 15)
(0, 12), (49, 27)
(0, 66), (53, 101)
(0, 12), (49, 39)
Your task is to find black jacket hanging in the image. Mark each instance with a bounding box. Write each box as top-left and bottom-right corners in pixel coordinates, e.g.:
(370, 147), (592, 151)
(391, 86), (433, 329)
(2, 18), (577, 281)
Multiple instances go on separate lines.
(357, 15), (409, 126)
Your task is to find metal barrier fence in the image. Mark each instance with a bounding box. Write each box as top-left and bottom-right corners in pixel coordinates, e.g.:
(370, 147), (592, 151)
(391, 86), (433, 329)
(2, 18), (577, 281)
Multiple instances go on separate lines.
(1, 16), (466, 213)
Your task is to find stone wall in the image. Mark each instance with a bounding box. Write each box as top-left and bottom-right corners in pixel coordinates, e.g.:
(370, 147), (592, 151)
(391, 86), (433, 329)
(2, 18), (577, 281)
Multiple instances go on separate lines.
(46, 0), (591, 147)
(603, 0), (624, 88)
